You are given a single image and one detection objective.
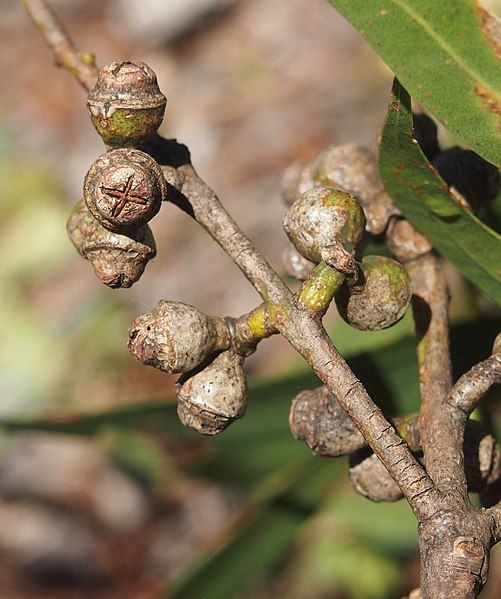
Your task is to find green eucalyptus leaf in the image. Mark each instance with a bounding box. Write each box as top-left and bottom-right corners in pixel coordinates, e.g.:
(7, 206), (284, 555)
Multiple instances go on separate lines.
(328, 0), (501, 165)
(379, 79), (501, 305)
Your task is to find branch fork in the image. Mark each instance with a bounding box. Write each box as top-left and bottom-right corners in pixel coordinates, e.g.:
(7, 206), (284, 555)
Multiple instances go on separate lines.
(21, 2), (501, 596)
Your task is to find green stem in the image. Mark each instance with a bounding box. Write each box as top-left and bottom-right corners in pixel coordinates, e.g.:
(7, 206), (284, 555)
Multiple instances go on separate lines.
(233, 262), (345, 354)
(298, 261), (345, 315)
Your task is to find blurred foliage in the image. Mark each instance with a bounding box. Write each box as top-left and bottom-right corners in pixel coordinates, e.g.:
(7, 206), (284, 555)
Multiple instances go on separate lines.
(1, 318), (498, 598)
(0, 145), (135, 413)
(0, 145), (70, 410)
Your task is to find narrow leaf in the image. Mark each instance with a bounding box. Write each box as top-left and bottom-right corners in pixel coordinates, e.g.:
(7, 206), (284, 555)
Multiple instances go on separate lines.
(170, 504), (303, 599)
(379, 79), (501, 305)
(169, 453), (345, 599)
(328, 0), (501, 165)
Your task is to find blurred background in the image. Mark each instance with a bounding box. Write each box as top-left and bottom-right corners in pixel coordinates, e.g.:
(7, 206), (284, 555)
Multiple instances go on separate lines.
(0, 0), (500, 597)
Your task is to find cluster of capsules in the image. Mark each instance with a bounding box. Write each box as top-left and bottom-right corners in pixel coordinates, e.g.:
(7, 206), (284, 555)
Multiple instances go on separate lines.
(67, 61), (249, 436)
(127, 146), (415, 436)
(67, 61), (168, 288)
(280, 142), (500, 499)
(281, 144), (413, 332)
(68, 60), (415, 438)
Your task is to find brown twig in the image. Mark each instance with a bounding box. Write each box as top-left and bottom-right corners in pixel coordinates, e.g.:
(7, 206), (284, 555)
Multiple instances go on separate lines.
(387, 214), (500, 595)
(146, 165), (500, 596)
(21, 0), (98, 91)
(449, 354), (501, 416)
(289, 385), (499, 499)
(387, 217), (497, 596)
(175, 165), (439, 520)
(452, 354), (501, 512)
(387, 217), (466, 498)
(406, 254), (467, 499)
(230, 260), (345, 355)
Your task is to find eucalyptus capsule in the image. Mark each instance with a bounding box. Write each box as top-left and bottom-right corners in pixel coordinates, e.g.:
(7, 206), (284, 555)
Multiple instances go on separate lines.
(177, 350), (248, 435)
(335, 255), (412, 331)
(312, 144), (398, 234)
(83, 149), (167, 232)
(283, 187), (365, 274)
(66, 200), (156, 288)
(82, 223), (156, 288)
(86, 61), (166, 147)
(128, 301), (230, 374)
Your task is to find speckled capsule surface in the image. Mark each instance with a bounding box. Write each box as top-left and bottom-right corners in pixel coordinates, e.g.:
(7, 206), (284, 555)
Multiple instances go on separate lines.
(177, 350), (248, 436)
(349, 453), (403, 502)
(86, 61), (166, 147)
(289, 386), (365, 457)
(335, 255), (412, 331)
(128, 301), (230, 374)
(84, 149), (167, 232)
(66, 200), (156, 288)
(313, 144), (380, 202)
(312, 144), (399, 235)
(280, 145), (399, 234)
(81, 222), (156, 288)
(283, 187), (365, 272)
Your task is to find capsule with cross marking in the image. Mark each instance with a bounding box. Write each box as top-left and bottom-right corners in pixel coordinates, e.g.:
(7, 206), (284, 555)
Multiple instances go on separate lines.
(83, 148), (167, 232)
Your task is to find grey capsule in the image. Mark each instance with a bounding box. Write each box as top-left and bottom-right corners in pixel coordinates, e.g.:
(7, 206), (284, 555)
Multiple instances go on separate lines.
(82, 222), (156, 289)
(349, 453), (403, 502)
(312, 145), (398, 234)
(336, 255), (412, 331)
(281, 145), (399, 234)
(67, 200), (156, 288)
(283, 187), (365, 273)
(289, 386), (365, 457)
(177, 350), (248, 436)
(128, 301), (230, 374)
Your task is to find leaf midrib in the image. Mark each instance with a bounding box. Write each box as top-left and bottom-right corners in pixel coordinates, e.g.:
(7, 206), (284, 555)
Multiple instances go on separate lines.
(388, 0), (500, 98)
